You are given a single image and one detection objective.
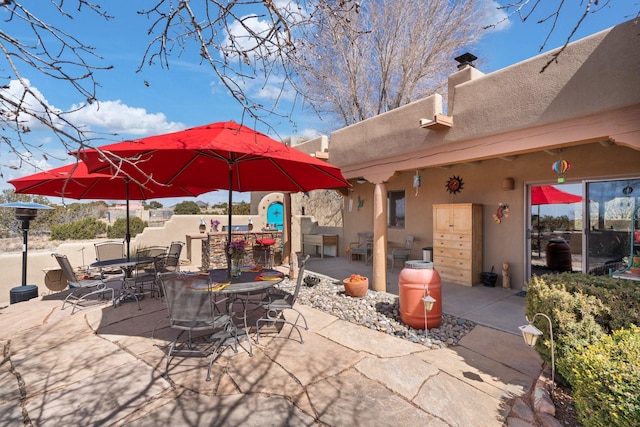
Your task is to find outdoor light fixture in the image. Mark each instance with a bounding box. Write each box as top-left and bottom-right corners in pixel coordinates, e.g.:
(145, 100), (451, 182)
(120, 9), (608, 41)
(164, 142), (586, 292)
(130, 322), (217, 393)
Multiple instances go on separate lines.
(502, 177), (515, 191)
(422, 294), (436, 312)
(422, 284), (437, 343)
(519, 313), (555, 397)
(0, 201), (53, 303)
(356, 177), (367, 184)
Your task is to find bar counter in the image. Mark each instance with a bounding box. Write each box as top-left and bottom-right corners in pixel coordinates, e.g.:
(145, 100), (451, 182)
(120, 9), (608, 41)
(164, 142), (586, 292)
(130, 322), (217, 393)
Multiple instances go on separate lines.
(187, 230), (283, 270)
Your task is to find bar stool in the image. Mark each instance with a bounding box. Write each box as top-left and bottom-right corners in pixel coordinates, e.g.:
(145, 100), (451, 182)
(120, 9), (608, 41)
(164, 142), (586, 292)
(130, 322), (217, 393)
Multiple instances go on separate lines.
(254, 234), (276, 268)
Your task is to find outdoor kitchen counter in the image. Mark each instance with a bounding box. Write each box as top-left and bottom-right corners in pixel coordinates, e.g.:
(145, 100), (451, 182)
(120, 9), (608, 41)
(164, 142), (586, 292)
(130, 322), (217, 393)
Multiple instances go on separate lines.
(191, 230), (283, 270)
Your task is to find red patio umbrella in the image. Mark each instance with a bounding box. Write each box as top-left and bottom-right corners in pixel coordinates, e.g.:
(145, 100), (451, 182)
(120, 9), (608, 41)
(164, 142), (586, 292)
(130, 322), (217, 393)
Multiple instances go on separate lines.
(531, 185), (582, 257)
(9, 162), (210, 259)
(531, 185), (582, 205)
(74, 121), (351, 273)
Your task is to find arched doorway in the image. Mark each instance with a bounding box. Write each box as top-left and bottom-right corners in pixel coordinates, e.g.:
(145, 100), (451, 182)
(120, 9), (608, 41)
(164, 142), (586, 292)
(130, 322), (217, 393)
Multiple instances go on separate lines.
(267, 202), (284, 230)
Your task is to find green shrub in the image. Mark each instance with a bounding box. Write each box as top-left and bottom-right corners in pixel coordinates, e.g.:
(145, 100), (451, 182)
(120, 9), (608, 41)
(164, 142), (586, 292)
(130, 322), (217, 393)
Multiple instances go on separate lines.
(107, 217), (147, 239)
(526, 274), (607, 382)
(50, 217), (106, 240)
(570, 326), (640, 427)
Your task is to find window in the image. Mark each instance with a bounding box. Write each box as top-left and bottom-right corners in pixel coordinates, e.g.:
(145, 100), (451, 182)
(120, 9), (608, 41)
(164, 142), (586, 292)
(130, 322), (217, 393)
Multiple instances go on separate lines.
(387, 190), (405, 228)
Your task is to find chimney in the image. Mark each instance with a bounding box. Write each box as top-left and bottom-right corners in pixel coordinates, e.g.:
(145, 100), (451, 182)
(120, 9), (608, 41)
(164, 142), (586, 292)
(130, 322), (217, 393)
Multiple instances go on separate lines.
(454, 52), (477, 69)
(448, 52), (483, 115)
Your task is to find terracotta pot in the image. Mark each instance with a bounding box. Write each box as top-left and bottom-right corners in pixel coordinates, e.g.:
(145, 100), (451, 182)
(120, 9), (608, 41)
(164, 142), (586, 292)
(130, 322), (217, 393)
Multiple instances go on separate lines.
(343, 277), (369, 298)
(630, 267), (640, 275)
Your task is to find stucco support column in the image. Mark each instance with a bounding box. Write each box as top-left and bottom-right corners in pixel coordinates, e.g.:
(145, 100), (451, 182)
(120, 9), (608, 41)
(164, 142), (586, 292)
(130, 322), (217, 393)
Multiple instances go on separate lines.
(372, 182), (388, 292)
(283, 193), (292, 265)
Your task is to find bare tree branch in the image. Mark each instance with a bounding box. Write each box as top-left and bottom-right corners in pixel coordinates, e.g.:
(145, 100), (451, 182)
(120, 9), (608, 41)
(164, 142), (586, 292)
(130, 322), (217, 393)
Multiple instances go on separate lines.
(291, 0), (484, 126)
(490, 0), (638, 72)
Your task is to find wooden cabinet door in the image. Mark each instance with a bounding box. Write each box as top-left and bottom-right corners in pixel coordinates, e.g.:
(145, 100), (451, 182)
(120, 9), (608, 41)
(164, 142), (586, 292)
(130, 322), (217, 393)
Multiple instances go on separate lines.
(434, 205), (453, 233)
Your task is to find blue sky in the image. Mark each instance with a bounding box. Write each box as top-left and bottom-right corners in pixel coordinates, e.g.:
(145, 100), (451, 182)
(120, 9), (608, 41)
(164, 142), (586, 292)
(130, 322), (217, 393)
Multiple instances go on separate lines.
(0, 0), (637, 206)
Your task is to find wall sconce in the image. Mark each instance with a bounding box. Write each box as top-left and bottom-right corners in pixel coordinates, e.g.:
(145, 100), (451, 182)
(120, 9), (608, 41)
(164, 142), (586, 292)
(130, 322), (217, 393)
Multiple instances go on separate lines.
(502, 178), (515, 191)
(519, 312), (555, 398)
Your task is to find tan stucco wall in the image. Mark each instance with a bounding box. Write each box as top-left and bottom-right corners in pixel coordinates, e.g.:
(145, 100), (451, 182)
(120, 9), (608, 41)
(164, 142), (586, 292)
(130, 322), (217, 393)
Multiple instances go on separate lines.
(330, 19), (640, 175)
(342, 142), (640, 290)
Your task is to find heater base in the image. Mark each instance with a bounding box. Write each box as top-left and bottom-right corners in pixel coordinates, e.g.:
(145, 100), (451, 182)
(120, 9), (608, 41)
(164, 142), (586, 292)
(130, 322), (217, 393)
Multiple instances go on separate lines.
(10, 285), (39, 304)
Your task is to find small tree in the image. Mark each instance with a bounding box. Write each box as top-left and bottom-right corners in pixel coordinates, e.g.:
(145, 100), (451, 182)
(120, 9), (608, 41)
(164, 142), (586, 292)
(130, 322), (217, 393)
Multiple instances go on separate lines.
(51, 217), (106, 240)
(107, 217), (147, 239)
(173, 201), (201, 215)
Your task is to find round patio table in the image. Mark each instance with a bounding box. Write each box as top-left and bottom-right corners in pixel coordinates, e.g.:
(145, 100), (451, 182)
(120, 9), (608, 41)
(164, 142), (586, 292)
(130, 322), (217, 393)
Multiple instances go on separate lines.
(208, 268), (285, 357)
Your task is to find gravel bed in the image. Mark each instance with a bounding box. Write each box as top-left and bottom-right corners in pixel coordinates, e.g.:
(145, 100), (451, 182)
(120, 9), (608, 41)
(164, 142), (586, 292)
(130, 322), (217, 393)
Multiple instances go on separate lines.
(277, 275), (476, 349)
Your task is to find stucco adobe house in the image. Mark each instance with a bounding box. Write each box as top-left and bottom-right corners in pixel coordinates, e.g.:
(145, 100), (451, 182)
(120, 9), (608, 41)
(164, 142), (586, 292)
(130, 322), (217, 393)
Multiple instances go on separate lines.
(295, 19), (640, 293)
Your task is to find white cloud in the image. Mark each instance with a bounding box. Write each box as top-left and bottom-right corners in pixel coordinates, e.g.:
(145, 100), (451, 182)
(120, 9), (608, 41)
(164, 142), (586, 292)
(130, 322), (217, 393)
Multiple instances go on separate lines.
(479, 0), (512, 32)
(1, 79), (185, 136)
(0, 79), (64, 132)
(67, 100), (185, 135)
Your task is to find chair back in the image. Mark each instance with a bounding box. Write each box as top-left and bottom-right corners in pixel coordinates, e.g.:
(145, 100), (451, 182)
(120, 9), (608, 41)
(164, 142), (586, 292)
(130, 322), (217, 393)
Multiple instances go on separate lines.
(154, 254), (179, 275)
(95, 241), (124, 262)
(357, 232), (373, 246)
(159, 273), (216, 328)
(168, 241), (184, 258)
(403, 235), (415, 249)
(291, 255), (311, 304)
(52, 253), (80, 286)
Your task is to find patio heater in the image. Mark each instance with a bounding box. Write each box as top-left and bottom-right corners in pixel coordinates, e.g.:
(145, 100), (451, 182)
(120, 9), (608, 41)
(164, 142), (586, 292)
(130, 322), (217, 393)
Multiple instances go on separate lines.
(0, 202), (53, 304)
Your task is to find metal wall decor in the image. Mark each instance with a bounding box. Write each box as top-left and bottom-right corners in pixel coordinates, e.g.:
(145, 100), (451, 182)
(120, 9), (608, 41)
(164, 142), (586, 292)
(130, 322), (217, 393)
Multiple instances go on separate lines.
(446, 176), (464, 194)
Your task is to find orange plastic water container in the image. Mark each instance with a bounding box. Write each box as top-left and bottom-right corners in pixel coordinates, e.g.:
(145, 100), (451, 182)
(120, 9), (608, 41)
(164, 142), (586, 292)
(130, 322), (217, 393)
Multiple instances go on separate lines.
(398, 261), (442, 329)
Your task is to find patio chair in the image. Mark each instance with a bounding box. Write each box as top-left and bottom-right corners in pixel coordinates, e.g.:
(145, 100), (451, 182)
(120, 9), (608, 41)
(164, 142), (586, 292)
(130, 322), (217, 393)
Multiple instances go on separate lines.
(167, 241), (184, 268)
(348, 232), (373, 264)
(255, 254), (310, 344)
(150, 253), (180, 299)
(94, 241), (125, 277)
(54, 253), (122, 315)
(387, 235), (414, 272)
(159, 272), (232, 381)
(131, 246), (168, 294)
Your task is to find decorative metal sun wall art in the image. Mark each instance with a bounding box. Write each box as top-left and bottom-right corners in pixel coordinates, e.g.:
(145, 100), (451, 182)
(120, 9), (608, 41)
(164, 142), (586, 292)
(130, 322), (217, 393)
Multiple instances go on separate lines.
(446, 176), (464, 194)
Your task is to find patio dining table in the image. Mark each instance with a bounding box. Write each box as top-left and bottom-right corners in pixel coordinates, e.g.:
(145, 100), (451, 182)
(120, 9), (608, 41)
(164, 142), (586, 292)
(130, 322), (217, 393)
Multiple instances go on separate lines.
(90, 257), (155, 308)
(208, 267), (285, 357)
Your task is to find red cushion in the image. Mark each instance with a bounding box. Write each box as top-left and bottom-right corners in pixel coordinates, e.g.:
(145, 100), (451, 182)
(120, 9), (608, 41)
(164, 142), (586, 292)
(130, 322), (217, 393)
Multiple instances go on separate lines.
(256, 238), (276, 246)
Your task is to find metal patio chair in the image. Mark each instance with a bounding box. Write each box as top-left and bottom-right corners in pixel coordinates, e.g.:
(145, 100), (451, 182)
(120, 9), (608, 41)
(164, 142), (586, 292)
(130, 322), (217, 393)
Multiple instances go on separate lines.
(159, 272), (232, 381)
(387, 235), (414, 272)
(348, 232), (373, 264)
(54, 253), (122, 315)
(94, 241), (125, 277)
(167, 241), (184, 265)
(131, 246), (168, 294)
(255, 255), (310, 344)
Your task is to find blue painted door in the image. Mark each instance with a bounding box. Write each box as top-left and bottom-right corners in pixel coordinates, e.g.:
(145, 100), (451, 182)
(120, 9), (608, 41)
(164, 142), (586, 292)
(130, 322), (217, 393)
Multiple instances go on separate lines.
(267, 202), (284, 230)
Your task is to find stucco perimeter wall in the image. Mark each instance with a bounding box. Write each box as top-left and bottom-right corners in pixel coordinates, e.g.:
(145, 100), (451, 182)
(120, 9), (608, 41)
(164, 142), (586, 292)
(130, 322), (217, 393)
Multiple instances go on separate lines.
(330, 19), (640, 171)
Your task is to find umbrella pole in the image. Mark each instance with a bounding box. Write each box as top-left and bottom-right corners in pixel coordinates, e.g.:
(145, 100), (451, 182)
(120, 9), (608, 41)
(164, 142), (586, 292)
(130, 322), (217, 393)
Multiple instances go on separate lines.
(126, 180), (131, 261)
(227, 166), (233, 278)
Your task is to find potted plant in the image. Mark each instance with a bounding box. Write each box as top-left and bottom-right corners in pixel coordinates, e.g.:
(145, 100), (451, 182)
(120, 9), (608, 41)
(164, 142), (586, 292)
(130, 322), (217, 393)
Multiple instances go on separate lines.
(343, 274), (369, 298)
(631, 251), (640, 275)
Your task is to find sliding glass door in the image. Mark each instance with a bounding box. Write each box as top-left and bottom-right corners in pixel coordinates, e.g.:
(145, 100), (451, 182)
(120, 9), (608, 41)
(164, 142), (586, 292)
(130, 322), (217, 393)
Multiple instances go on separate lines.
(585, 179), (640, 274)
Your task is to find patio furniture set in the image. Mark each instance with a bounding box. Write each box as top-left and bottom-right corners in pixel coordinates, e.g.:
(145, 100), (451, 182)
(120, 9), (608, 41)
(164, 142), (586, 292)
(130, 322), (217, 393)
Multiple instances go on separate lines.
(54, 239), (311, 380)
(161, 254), (309, 380)
(54, 240), (183, 314)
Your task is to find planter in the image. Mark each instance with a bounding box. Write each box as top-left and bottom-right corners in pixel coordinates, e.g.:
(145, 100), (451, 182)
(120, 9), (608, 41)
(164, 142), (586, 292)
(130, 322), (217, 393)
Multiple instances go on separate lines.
(343, 277), (368, 298)
(630, 267), (640, 275)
